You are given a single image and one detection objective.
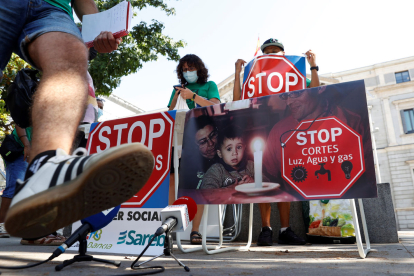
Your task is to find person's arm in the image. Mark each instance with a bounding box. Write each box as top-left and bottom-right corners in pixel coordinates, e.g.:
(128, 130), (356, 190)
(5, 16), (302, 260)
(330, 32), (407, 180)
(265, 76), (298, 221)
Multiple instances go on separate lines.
(15, 126), (31, 162)
(72, 0), (99, 21)
(176, 87), (220, 107)
(233, 59), (246, 101)
(73, 0), (122, 53)
(200, 165), (222, 189)
(305, 50), (320, 88)
(168, 89), (180, 111)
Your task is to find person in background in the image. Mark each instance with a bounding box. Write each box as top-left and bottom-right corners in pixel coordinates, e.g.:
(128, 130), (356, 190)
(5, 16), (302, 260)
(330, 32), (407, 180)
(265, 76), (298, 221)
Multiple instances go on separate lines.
(96, 98), (104, 120)
(233, 38), (320, 101)
(232, 38), (320, 246)
(167, 54), (220, 244)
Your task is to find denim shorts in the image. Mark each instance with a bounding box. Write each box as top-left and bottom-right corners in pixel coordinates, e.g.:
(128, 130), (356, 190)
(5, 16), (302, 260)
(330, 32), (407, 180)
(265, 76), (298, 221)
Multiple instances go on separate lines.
(0, 0), (82, 79)
(2, 155), (28, 199)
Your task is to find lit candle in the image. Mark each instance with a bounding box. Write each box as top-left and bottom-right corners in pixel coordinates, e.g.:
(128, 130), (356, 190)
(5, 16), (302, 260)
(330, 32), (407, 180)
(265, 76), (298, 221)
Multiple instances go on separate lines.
(253, 139), (263, 188)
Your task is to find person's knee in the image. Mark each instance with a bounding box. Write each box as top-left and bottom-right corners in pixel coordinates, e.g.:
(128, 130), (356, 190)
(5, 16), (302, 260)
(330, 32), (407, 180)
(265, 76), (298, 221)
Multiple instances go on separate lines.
(28, 33), (88, 74)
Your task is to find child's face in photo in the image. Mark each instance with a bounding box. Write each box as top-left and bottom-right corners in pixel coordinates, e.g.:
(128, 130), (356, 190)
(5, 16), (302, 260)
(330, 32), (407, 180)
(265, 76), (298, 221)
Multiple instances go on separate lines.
(218, 137), (245, 169)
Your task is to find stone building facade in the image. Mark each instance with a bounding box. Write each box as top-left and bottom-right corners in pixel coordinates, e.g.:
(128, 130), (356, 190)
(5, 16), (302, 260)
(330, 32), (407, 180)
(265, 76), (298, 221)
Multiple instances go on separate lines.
(217, 56), (414, 230)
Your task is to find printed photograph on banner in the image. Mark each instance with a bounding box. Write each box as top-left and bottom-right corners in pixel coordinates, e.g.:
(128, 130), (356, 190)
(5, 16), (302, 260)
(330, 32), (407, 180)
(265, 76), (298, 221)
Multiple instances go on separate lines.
(177, 80), (377, 204)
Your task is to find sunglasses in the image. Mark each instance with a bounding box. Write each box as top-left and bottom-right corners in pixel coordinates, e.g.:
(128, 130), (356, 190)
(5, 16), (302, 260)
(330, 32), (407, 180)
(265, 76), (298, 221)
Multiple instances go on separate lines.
(196, 129), (218, 149)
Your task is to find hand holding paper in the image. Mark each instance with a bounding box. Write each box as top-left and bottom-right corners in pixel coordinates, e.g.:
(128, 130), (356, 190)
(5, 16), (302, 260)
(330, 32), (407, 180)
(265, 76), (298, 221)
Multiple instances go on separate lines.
(82, 1), (132, 49)
(93, 31), (122, 53)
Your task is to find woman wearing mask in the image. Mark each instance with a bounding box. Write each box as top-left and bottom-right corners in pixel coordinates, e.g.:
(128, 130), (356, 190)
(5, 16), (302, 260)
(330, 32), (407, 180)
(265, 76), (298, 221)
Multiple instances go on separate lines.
(167, 54), (220, 244)
(168, 54), (220, 110)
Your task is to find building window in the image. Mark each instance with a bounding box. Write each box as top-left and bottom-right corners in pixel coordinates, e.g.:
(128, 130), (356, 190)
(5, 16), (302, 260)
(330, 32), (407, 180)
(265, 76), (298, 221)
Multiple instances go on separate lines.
(402, 109), (414, 134)
(395, 71), (411, 84)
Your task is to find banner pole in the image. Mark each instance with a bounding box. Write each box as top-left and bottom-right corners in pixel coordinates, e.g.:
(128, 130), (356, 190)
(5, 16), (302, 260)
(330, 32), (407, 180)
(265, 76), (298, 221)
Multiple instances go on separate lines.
(202, 203), (253, 254)
(350, 199), (371, 258)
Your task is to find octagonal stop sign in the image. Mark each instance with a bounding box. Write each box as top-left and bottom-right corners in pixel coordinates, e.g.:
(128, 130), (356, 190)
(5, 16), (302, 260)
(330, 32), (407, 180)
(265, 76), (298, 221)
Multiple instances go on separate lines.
(242, 55), (306, 99)
(86, 111), (175, 207)
(281, 116), (365, 199)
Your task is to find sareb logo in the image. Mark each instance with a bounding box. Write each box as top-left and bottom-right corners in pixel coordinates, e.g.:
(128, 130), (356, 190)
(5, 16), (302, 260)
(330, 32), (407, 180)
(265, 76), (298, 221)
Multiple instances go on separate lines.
(117, 230), (127, 244)
(117, 230), (165, 246)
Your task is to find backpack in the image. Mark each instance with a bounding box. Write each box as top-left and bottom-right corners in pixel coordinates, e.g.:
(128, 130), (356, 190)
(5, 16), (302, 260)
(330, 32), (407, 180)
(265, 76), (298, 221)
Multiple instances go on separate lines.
(5, 68), (39, 128)
(0, 134), (24, 162)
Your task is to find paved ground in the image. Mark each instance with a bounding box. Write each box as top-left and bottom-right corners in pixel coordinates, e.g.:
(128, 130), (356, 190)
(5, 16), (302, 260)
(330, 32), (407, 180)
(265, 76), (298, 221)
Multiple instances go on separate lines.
(0, 231), (413, 276)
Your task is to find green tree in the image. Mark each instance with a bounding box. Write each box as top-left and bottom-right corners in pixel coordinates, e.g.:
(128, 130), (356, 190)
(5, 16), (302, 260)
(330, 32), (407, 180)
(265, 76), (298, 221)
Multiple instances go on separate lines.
(0, 0), (185, 137)
(90, 0), (185, 95)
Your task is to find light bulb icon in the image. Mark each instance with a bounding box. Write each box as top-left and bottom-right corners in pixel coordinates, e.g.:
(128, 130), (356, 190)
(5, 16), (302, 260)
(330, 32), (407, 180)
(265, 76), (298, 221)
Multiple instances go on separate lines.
(341, 161), (353, 179)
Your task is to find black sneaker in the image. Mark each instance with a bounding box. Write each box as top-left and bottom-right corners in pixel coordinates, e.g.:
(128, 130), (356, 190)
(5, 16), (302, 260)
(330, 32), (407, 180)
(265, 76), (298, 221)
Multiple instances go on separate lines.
(257, 226), (273, 246)
(278, 227), (306, 245)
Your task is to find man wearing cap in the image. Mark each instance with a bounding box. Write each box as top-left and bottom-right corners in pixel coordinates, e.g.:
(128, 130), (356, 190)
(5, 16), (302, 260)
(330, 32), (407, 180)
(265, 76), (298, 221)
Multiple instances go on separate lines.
(232, 38), (320, 246)
(233, 38), (319, 101)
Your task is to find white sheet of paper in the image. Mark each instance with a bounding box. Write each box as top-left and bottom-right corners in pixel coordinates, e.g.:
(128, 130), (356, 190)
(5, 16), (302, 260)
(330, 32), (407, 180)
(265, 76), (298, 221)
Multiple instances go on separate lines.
(82, 1), (131, 44)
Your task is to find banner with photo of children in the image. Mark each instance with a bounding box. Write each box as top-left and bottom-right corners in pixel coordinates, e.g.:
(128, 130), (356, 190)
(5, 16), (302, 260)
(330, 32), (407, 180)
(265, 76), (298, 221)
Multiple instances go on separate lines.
(177, 80), (377, 204)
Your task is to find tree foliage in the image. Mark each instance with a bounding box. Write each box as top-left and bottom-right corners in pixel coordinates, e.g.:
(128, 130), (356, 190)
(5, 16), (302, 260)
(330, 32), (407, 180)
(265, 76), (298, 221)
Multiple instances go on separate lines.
(89, 0), (186, 95)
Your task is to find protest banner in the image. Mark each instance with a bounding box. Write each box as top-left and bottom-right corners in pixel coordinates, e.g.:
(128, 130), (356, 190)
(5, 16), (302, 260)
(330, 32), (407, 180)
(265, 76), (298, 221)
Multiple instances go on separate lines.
(242, 54), (306, 99)
(87, 111), (175, 207)
(177, 81), (377, 204)
(70, 208), (165, 256)
(68, 111), (176, 255)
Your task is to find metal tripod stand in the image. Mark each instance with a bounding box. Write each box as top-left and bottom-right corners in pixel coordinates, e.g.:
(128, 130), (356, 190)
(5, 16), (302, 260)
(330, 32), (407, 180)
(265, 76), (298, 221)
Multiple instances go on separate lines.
(137, 230), (190, 272)
(55, 233), (121, 271)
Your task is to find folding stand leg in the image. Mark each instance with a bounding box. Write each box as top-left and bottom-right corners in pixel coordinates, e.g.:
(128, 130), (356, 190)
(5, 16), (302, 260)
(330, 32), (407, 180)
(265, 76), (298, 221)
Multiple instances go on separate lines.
(350, 199), (371, 259)
(172, 129), (215, 253)
(201, 203), (253, 254)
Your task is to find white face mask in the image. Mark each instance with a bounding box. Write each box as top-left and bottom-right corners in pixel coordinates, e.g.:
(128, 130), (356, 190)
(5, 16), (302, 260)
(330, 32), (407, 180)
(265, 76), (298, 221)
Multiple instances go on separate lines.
(183, 71), (198, 83)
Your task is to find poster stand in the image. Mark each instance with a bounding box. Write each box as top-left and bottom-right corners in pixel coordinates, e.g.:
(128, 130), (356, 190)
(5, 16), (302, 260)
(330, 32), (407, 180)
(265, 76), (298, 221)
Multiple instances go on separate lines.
(201, 203), (253, 254)
(350, 199), (371, 258)
(172, 115), (371, 258)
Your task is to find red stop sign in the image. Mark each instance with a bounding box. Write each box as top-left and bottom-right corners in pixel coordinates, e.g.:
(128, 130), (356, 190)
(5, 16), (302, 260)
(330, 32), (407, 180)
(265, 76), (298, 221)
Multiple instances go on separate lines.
(242, 55), (306, 99)
(281, 116), (364, 199)
(86, 112), (175, 207)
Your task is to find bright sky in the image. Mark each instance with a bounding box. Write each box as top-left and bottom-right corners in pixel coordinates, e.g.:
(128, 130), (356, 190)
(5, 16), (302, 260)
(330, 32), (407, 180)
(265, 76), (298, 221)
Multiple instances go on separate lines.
(110, 0), (414, 112)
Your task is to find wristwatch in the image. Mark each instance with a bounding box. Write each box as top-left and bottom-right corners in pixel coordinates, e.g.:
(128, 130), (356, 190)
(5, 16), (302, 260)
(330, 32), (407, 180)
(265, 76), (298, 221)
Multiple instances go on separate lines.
(192, 93), (196, 101)
(310, 66), (319, 71)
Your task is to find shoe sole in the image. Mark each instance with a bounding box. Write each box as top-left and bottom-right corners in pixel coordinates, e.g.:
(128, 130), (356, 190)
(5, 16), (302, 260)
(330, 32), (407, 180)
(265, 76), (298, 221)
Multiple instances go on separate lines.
(5, 143), (154, 238)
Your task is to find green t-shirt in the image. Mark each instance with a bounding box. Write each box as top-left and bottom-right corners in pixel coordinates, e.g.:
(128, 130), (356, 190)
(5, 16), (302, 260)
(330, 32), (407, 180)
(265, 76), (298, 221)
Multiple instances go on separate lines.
(167, 81), (220, 110)
(12, 127), (33, 148)
(306, 78), (311, 87)
(44, 0), (73, 20)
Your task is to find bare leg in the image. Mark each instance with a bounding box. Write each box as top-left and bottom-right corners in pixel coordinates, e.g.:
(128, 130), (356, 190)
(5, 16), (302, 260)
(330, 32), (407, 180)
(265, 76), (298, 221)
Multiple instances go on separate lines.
(169, 173), (175, 205)
(259, 203), (271, 227)
(27, 32), (88, 161)
(0, 198), (12, 223)
(191, 204), (204, 242)
(278, 202), (290, 228)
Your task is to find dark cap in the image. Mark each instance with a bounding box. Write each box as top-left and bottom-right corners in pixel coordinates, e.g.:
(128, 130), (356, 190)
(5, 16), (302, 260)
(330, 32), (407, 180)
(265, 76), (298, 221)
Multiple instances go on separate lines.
(261, 38), (284, 52)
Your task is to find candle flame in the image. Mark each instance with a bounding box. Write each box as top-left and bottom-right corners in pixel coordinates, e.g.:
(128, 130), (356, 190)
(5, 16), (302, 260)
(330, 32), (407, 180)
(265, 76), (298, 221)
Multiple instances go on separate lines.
(252, 138), (263, 152)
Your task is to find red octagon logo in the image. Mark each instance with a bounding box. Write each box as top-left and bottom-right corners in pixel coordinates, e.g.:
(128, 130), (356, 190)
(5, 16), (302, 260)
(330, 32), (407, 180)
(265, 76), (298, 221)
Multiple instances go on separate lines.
(86, 112), (175, 207)
(242, 55), (305, 99)
(281, 116), (364, 199)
